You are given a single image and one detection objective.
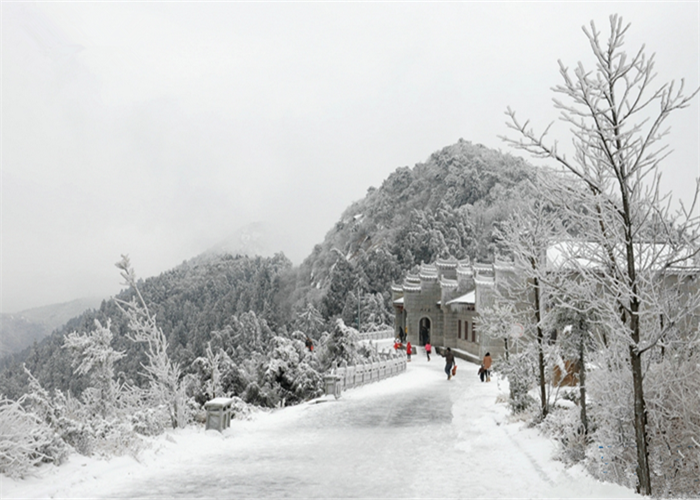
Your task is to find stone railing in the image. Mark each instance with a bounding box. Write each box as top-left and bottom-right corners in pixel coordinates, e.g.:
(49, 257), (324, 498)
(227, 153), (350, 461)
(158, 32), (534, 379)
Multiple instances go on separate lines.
(325, 354), (406, 397)
(355, 329), (394, 341)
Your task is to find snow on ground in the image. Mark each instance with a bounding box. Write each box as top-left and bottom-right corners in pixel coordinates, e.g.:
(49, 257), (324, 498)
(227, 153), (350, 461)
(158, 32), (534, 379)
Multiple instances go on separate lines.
(3, 351), (640, 499)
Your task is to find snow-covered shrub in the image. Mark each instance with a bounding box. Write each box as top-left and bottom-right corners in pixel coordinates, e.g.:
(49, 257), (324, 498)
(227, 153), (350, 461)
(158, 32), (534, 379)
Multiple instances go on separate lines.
(228, 396), (255, 420)
(289, 362), (324, 401)
(131, 408), (166, 436)
(643, 349), (700, 497)
(540, 405), (587, 465)
(190, 344), (234, 404)
(58, 417), (94, 456)
(584, 348), (638, 490)
(497, 350), (536, 414)
(88, 419), (147, 459)
(19, 363), (149, 461)
(317, 319), (364, 371)
(241, 381), (279, 408)
(20, 366), (94, 456)
(219, 363), (252, 402)
(260, 336), (323, 406)
(0, 395), (68, 479)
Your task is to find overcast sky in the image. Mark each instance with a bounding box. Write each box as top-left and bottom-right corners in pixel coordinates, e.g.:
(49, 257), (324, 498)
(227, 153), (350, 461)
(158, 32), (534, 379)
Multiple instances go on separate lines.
(2, 2), (698, 314)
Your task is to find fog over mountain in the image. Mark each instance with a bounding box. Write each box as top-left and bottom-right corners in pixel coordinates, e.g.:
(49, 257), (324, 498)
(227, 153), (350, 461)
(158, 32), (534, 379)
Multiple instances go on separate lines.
(3, 3), (697, 314)
(204, 222), (275, 260)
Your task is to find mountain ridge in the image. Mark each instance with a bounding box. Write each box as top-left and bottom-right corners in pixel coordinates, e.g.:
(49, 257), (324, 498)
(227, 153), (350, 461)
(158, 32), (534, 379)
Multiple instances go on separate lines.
(1, 139), (538, 398)
(0, 297), (104, 357)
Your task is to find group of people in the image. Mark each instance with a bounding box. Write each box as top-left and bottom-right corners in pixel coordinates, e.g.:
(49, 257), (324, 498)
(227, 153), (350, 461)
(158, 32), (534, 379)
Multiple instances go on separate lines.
(394, 339), (432, 363)
(441, 347), (491, 382)
(394, 334), (493, 382)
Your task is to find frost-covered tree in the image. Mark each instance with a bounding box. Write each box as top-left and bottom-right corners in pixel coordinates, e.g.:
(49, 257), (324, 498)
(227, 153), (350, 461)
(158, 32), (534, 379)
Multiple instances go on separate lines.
(322, 253), (358, 319)
(294, 303), (325, 339)
(549, 304), (597, 436)
(491, 194), (565, 419)
(114, 255), (186, 429)
(62, 319), (124, 419)
(318, 319), (363, 370)
(359, 292), (393, 330)
(503, 15), (700, 495)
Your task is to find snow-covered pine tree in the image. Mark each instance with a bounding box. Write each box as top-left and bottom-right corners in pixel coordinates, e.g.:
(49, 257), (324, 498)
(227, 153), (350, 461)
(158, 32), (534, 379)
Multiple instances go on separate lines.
(294, 302), (325, 338)
(322, 253), (358, 319)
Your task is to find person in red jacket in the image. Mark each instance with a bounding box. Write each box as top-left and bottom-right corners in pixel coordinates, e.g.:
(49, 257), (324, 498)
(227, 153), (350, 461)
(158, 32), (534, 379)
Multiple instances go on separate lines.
(406, 341), (412, 362)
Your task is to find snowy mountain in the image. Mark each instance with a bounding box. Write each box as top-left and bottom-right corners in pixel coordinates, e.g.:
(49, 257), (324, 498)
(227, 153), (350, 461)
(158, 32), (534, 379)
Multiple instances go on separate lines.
(0, 139), (536, 397)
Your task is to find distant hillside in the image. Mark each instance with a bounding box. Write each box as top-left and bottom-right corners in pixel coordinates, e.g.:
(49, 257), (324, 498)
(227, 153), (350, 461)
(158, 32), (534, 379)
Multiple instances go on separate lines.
(1, 139), (538, 399)
(0, 253), (293, 399)
(0, 298), (104, 358)
(0, 316), (48, 358)
(282, 139), (536, 323)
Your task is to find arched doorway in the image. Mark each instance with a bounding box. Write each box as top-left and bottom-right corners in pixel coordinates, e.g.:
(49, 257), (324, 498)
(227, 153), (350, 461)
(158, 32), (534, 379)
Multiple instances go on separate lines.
(419, 317), (431, 346)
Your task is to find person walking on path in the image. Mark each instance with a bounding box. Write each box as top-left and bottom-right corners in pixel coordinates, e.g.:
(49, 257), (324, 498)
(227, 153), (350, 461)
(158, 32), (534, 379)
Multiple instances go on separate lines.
(406, 341), (412, 362)
(443, 347), (455, 380)
(480, 352), (492, 382)
(425, 342), (432, 361)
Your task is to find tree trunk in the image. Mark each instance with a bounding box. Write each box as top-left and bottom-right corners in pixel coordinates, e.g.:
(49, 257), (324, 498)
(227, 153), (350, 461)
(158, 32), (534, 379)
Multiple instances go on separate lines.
(630, 343), (652, 495)
(624, 205), (652, 495)
(578, 335), (588, 435)
(537, 327), (547, 418)
(532, 273), (548, 418)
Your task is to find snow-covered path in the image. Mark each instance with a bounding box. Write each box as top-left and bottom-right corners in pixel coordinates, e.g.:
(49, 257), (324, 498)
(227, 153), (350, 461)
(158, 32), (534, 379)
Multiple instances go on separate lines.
(3, 355), (638, 499)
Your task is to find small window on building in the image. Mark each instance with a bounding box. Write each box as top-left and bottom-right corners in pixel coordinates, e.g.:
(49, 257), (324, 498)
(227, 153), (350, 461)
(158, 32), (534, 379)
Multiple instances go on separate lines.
(472, 322), (476, 343)
(458, 319), (461, 339)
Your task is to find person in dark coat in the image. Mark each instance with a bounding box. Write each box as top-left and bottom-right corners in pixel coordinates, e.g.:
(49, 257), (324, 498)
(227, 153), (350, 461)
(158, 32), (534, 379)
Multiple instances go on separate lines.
(305, 336), (314, 352)
(480, 352), (492, 382)
(444, 347), (455, 380)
